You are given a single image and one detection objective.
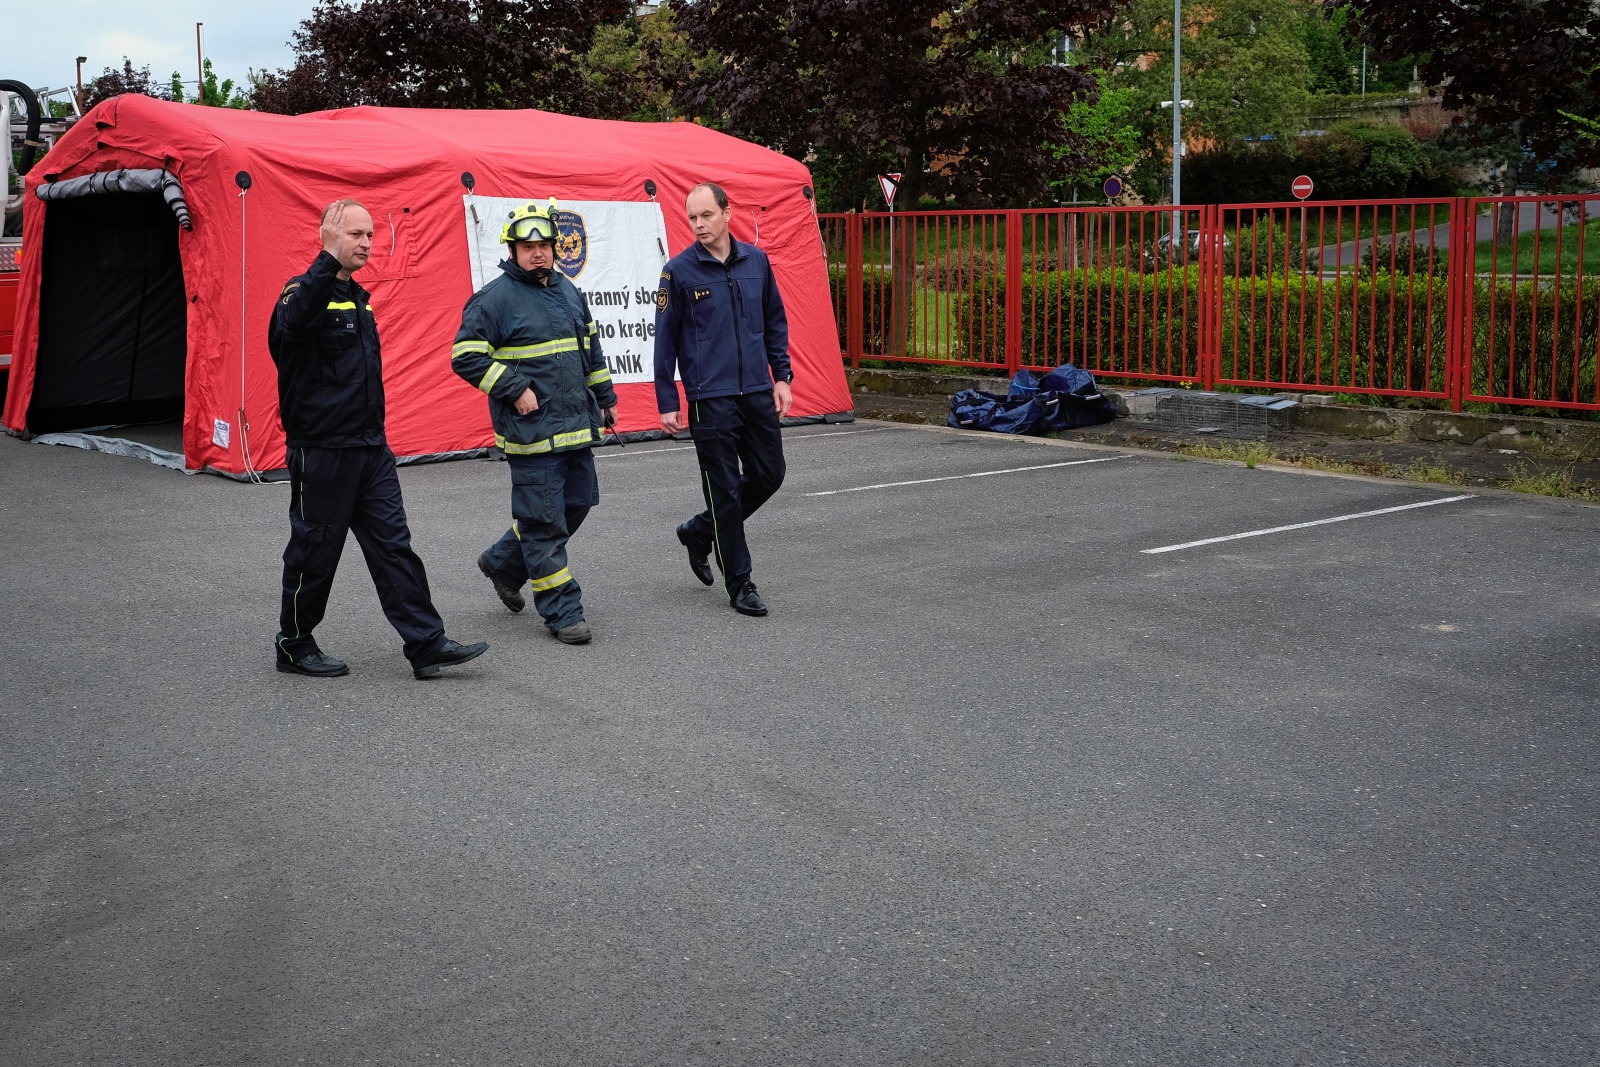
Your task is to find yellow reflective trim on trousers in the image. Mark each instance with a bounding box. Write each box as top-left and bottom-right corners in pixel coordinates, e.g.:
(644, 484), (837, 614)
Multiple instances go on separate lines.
(453, 339), (492, 358)
(495, 433), (553, 455)
(512, 520), (520, 539)
(493, 338), (580, 360)
(528, 567), (572, 592)
(554, 429), (597, 448)
(586, 368), (612, 386)
(326, 301), (358, 310)
(479, 362), (507, 395)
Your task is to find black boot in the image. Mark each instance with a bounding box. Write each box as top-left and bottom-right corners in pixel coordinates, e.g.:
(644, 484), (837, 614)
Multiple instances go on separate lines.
(676, 523), (715, 586)
(478, 554), (526, 613)
(413, 638), (489, 679)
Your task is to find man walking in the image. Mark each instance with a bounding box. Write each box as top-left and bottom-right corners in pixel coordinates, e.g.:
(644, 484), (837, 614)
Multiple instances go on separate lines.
(654, 182), (793, 617)
(451, 199), (619, 644)
(269, 199), (488, 679)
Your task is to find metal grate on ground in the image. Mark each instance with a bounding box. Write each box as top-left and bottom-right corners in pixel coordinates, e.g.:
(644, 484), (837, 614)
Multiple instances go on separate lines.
(1142, 389), (1298, 441)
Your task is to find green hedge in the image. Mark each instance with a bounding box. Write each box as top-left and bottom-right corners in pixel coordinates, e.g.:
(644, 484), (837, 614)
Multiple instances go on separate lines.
(1465, 278), (1600, 404)
(828, 264), (1600, 403)
(827, 264), (989, 361)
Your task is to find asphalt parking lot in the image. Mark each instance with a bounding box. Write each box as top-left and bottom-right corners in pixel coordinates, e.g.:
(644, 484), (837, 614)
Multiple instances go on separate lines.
(2, 421), (1596, 1066)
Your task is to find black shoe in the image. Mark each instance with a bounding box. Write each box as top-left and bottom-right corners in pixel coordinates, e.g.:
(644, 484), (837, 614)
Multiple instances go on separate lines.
(479, 554), (525, 613)
(413, 638), (489, 679)
(730, 579), (768, 617)
(677, 524), (715, 586)
(276, 649), (350, 677)
(553, 620), (593, 644)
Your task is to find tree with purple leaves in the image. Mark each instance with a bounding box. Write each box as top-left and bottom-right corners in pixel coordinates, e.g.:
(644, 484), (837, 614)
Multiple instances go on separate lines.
(1335, 0), (1600, 177)
(666, 0), (1129, 211)
(253, 0), (634, 116)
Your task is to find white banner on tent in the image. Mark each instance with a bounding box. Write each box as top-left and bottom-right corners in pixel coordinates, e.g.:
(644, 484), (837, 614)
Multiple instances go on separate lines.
(462, 197), (671, 384)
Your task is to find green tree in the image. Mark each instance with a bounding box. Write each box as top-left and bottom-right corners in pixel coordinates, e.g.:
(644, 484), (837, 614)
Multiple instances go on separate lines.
(168, 58), (250, 108)
(1077, 0), (1316, 199)
(581, 6), (716, 122)
(1054, 79), (1144, 200)
(1303, 6), (1354, 95)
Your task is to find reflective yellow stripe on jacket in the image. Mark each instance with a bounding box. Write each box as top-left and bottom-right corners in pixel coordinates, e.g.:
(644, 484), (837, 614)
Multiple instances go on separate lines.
(493, 338), (580, 360)
(478, 363), (507, 395)
(495, 429), (600, 455)
(586, 368), (612, 386)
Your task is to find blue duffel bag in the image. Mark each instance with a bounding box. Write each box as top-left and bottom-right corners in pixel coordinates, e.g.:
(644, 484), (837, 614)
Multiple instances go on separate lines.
(948, 387), (1045, 434)
(1037, 363), (1117, 431)
(988, 396), (1044, 434)
(948, 388), (1004, 430)
(1008, 368), (1040, 400)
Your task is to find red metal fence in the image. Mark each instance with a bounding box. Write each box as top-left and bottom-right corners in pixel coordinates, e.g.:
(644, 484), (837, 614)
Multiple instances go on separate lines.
(821, 194), (1600, 413)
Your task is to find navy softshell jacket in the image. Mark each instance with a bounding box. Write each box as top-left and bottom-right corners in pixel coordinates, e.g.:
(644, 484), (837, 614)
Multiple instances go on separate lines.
(653, 238), (792, 413)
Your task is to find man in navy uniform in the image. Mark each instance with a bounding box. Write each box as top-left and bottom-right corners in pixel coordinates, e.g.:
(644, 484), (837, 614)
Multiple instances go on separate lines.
(654, 182), (793, 617)
(269, 199), (488, 679)
(451, 200), (619, 644)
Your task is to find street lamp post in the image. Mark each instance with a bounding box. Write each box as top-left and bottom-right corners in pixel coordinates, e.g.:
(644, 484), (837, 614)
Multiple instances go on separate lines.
(1172, 0), (1182, 211)
(75, 56), (87, 115)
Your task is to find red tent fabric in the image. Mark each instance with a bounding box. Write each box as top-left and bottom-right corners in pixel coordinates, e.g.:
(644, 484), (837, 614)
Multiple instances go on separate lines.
(2, 96), (851, 474)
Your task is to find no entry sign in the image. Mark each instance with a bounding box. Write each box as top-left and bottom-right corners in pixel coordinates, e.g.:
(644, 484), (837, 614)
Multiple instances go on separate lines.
(1292, 174), (1314, 200)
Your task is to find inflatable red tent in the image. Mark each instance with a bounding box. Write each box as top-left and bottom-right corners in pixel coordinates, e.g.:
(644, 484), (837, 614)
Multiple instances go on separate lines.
(2, 96), (851, 476)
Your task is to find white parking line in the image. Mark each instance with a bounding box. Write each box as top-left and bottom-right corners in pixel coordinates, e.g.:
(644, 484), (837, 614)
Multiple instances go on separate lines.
(595, 426), (893, 459)
(593, 444), (698, 458)
(1141, 494), (1474, 555)
(806, 454), (1128, 497)
(791, 428), (897, 440)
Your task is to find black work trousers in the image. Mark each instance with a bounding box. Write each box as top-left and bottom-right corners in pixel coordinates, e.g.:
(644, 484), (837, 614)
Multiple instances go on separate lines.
(277, 445), (446, 664)
(682, 391), (787, 588)
(480, 449), (598, 632)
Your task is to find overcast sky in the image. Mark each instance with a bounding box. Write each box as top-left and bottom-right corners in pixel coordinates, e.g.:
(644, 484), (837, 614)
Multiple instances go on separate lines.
(5, 1), (314, 96)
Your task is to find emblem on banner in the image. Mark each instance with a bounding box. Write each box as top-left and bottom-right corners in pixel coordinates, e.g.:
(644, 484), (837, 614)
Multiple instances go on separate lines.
(553, 209), (588, 278)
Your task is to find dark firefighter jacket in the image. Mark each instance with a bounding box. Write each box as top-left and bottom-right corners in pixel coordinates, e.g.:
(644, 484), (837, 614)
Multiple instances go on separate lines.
(267, 250), (387, 449)
(451, 259), (619, 456)
(653, 238), (791, 414)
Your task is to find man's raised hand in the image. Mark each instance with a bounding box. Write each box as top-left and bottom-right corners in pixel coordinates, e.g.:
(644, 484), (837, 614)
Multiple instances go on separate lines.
(320, 202), (348, 257)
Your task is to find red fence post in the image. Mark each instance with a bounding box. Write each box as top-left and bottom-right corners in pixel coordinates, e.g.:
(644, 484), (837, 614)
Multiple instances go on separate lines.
(1201, 205), (1219, 391)
(845, 213), (863, 369)
(1005, 209), (1023, 375)
(1446, 197), (1466, 410)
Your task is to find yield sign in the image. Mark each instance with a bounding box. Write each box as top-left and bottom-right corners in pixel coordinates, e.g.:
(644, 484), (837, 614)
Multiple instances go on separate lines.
(1291, 174), (1314, 200)
(878, 173), (902, 209)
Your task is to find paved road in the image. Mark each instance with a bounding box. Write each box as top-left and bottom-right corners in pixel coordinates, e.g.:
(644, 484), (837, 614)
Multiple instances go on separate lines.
(2, 423), (1597, 1065)
(1312, 199), (1600, 269)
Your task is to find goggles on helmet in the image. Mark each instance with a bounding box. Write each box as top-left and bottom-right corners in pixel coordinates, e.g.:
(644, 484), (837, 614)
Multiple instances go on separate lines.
(500, 200), (560, 245)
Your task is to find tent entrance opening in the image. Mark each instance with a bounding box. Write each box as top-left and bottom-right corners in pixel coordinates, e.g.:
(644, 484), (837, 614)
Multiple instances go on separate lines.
(28, 191), (186, 435)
